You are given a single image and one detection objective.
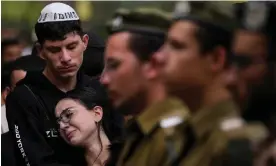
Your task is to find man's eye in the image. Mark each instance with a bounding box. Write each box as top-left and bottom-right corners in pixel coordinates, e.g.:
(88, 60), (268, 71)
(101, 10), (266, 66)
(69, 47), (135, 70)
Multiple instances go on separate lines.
(171, 42), (184, 49)
(107, 61), (120, 70)
(47, 48), (61, 53)
(67, 45), (77, 50)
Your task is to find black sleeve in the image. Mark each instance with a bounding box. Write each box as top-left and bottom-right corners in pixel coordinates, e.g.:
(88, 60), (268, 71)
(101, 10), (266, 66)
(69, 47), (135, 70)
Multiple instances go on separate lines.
(6, 88), (72, 166)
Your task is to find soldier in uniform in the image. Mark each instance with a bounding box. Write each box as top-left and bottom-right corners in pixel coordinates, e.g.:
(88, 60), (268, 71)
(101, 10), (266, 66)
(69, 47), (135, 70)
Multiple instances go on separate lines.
(231, 2), (276, 165)
(100, 8), (190, 166)
(232, 1), (276, 134)
(154, 2), (268, 166)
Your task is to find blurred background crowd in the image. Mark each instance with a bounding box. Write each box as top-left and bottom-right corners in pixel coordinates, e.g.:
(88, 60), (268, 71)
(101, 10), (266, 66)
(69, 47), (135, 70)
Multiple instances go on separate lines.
(1, 1), (177, 46)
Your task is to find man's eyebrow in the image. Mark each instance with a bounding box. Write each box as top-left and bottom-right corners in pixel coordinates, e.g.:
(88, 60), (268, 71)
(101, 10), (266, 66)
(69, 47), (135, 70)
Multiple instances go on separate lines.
(106, 57), (118, 63)
(67, 41), (79, 46)
(46, 46), (61, 49)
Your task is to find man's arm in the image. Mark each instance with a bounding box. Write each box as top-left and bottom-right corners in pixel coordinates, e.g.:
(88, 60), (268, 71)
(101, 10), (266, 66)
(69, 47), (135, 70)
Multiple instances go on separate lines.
(6, 87), (72, 166)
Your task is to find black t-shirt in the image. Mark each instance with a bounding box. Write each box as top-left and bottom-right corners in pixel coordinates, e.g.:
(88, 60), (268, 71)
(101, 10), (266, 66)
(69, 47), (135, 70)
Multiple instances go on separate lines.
(6, 71), (104, 166)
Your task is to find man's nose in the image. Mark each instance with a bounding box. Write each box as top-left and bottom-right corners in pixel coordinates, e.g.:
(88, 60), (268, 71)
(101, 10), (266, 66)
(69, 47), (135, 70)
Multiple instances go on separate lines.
(100, 70), (110, 86)
(60, 49), (72, 63)
(152, 48), (168, 68)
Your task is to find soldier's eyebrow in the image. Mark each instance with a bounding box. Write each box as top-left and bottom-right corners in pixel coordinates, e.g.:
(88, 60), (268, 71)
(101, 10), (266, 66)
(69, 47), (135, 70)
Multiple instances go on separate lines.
(169, 37), (187, 49)
(106, 57), (121, 64)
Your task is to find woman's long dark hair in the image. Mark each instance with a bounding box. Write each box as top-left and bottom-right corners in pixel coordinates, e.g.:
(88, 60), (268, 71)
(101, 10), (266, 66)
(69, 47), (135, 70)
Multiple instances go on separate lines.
(66, 85), (125, 164)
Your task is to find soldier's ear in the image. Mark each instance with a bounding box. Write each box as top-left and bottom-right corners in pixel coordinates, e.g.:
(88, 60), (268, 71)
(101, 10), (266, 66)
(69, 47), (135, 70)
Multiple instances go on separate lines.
(209, 46), (226, 72)
(142, 60), (158, 80)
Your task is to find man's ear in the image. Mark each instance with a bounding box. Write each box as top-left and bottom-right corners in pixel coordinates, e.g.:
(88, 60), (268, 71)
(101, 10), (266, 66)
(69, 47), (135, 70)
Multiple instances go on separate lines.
(92, 106), (103, 122)
(142, 61), (158, 80)
(35, 42), (45, 60)
(209, 46), (227, 72)
(82, 34), (89, 51)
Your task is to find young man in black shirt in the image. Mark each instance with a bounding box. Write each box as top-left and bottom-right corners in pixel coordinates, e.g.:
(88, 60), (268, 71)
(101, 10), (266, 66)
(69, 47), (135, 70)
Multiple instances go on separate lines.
(6, 2), (104, 166)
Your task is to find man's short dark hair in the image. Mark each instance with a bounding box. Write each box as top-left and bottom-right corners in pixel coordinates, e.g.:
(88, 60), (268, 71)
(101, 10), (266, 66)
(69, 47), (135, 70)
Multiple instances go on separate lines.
(35, 20), (84, 45)
(1, 38), (21, 56)
(1, 55), (45, 92)
(189, 21), (233, 67)
(127, 33), (165, 62)
(193, 23), (232, 55)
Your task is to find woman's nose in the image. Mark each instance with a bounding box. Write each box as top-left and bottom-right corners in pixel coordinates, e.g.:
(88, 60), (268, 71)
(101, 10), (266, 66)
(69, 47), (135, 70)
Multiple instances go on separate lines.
(59, 121), (69, 130)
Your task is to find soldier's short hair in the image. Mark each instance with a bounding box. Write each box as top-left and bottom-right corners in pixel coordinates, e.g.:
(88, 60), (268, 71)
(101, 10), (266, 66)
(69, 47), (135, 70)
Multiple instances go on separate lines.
(106, 8), (172, 62)
(173, 1), (236, 63)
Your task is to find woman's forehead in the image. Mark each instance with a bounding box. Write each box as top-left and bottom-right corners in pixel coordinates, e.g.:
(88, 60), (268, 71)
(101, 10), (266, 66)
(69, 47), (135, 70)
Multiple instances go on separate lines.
(56, 99), (79, 112)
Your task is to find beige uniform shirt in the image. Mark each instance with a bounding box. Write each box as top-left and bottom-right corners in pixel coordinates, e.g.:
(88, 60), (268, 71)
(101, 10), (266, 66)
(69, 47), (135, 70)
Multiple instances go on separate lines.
(178, 100), (268, 166)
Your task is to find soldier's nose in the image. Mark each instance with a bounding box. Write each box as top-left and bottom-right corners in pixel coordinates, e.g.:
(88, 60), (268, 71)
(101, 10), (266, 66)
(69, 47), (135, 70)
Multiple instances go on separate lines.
(152, 50), (167, 68)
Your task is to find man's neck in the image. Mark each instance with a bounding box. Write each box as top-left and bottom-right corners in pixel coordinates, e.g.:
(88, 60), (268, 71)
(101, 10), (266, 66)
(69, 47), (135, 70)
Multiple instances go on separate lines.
(174, 87), (204, 113)
(145, 81), (167, 107)
(43, 67), (77, 93)
(202, 73), (232, 109)
(130, 81), (167, 116)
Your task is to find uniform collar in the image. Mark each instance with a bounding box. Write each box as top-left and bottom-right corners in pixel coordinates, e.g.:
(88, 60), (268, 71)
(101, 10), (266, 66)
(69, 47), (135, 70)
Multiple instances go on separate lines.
(130, 97), (190, 135)
(190, 99), (240, 139)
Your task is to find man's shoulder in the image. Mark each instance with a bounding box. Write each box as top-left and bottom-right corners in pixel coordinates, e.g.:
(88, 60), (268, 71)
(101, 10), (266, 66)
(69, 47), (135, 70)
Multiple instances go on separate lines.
(204, 120), (268, 166)
(213, 118), (268, 149)
(7, 84), (38, 105)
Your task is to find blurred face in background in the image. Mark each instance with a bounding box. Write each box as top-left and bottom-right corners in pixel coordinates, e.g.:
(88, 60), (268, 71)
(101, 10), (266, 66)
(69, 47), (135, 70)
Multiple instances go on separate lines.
(232, 30), (268, 104)
(10, 69), (27, 90)
(38, 33), (88, 79)
(100, 32), (148, 115)
(2, 44), (23, 64)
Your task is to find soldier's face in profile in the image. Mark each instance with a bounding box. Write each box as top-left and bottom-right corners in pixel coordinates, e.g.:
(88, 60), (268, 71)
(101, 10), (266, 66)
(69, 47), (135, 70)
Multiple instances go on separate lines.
(156, 21), (212, 95)
(101, 32), (148, 114)
(232, 30), (268, 103)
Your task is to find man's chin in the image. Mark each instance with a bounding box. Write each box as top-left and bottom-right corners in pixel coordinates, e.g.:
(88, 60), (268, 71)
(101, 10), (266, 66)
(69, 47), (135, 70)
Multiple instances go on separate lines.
(59, 71), (78, 79)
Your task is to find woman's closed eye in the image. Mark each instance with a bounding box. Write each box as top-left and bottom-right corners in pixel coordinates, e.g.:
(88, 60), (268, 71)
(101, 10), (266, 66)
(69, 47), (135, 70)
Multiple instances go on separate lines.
(57, 107), (75, 124)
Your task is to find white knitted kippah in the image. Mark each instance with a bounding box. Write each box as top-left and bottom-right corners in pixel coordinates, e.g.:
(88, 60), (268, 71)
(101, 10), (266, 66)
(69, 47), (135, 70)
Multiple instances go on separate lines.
(37, 2), (79, 23)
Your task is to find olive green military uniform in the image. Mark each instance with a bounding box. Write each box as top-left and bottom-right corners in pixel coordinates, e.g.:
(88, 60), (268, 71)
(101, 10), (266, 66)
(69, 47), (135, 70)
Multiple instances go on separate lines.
(106, 8), (191, 166)
(116, 97), (190, 166)
(170, 2), (269, 166)
(177, 99), (268, 166)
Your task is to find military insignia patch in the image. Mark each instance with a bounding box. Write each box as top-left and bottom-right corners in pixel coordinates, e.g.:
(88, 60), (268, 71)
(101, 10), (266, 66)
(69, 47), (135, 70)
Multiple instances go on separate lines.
(160, 116), (184, 129)
(220, 117), (245, 131)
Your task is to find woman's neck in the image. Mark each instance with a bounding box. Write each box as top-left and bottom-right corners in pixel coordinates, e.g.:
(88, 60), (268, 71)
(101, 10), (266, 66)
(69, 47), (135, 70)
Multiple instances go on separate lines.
(85, 130), (111, 166)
